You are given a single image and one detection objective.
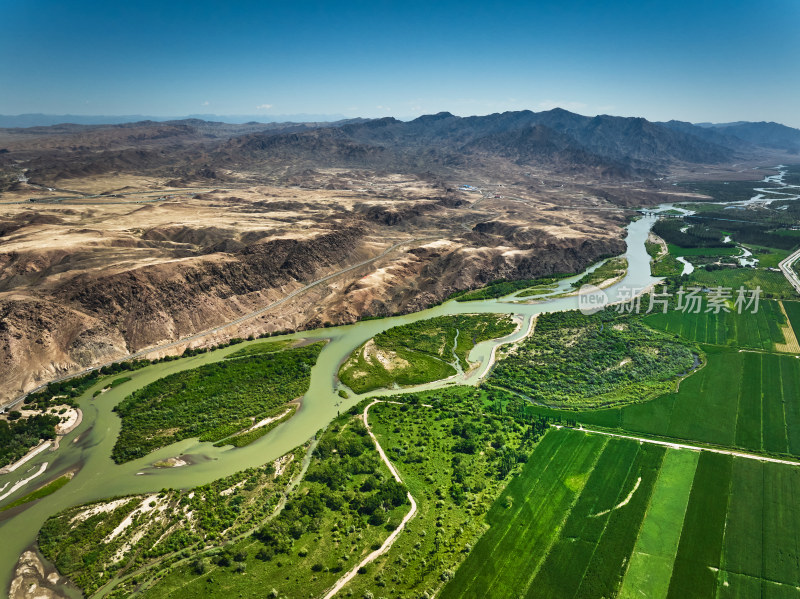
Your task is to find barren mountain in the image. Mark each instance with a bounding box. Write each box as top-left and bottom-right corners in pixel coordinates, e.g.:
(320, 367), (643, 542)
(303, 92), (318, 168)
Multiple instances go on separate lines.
(0, 109), (795, 403)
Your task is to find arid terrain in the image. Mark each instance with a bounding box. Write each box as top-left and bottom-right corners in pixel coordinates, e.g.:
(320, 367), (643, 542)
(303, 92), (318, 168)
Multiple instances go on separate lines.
(0, 112), (792, 404)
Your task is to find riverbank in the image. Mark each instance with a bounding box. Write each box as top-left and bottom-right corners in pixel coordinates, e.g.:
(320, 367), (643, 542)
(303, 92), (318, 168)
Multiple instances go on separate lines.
(0, 211), (661, 596)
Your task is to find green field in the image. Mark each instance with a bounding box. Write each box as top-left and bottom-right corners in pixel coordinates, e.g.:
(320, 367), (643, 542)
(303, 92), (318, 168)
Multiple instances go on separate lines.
(667, 451), (733, 598)
(668, 243), (739, 257)
(441, 429), (607, 598)
(784, 300), (800, 339)
(644, 299), (788, 351)
(686, 267), (796, 299)
(442, 427), (800, 599)
(619, 450), (699, 599)
(526, 439), (665, 599)
(339, 314), (515, 393)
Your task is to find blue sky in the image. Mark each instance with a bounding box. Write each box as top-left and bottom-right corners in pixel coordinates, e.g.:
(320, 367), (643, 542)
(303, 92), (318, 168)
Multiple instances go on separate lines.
(2, 0), (799, 126)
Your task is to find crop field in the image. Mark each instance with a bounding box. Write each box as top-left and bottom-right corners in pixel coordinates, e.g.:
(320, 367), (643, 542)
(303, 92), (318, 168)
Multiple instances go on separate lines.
(667, 244), (739, 257)
(525, 439), (665, 599)
(445, 428), (800, 599)
(784, 300), (800, 340)
(670, 454), (800, 598)
(618, 450), (699, 599)
(526, 346), (800, 457)
(440, 429), (607, 598)
(686, 268), (796, 299)
(644, 298), (788, 351)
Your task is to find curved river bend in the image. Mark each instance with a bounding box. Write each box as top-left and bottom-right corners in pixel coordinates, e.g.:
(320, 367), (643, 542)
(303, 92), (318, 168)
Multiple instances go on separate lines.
(0, 213), (663, 592)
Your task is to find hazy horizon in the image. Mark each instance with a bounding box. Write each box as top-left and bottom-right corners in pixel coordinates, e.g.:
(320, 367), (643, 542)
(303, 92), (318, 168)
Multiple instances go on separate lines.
(2, 0), (799, 127)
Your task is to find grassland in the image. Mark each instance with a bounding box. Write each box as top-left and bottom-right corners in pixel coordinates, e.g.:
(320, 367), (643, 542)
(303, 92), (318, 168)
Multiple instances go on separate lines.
(450, 275), (569, 301)
(0, 473), (72, 512)
(489, 310), (697, 408)
(575, 257), (627, 288)
(338, 314), (515, 394)
(111, 341), (324, 463)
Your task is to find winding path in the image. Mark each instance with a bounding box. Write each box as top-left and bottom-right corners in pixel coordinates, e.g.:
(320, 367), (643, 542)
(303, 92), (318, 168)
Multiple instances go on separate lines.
(322, 400), (419, 599)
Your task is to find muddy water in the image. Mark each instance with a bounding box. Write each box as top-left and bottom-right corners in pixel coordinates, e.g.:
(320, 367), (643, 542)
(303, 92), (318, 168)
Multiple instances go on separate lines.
(0, 212), (660, 593)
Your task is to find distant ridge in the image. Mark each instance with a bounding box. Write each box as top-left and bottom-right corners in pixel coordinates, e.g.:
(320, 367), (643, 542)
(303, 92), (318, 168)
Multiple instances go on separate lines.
(0, 113), (350, 128)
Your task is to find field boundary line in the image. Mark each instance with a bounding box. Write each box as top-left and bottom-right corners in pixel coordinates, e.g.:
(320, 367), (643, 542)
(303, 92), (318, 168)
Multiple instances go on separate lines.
(566, 426), (800, 466)
(322, 400), (421, 599)
(774, 301), (800, 353)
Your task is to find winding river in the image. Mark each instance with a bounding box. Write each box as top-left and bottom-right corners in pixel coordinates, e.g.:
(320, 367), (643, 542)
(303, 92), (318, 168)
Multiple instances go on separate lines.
(0, 208), (666, 593)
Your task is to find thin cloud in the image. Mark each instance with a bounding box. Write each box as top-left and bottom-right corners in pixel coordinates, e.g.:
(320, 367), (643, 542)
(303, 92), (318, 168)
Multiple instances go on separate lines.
(256, 104), (273, 110)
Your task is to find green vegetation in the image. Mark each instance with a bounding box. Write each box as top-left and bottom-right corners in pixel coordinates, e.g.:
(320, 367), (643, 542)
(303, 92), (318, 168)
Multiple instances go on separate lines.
(39, 444), (309, 596)
(526, 345), (800, 457)
(489, 310), (696, 408)
(441, 429), (606, 598)
(0, 474), (72, 512)
(111, 342), (324, 463)
(213, 405), (297, 448)
(619, 450), (699, 599)
(667, 243), (738, 257)
(38, 384), (547, 599)
(784, 300), (800, 338)
(224, 339), (292, 359)
(745, 244), (791, 268)
(341, 390), (547, 599)
(653, 219), (730, 249)
(575, 257), (627, 288)
(676, 179), (781, 203)
(339, 314), (515, 394)
(526, 439), (664, 599)
(449, 274), (569, 301)
(644, 298), (788, 351)
(646, 240), (685, 277)
(667, 451), (733, 598)
(686, 267), (796, 299)
(0, 413), (60, 468)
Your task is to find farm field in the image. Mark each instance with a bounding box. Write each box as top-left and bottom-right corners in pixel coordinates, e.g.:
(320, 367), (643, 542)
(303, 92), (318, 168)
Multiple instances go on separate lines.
(643, 298), (788, 351)
(530, 346), (800, 457)
(784, 300), (800, 340)
(440, 429), (608, 599)
(685, 268), (796, 299)
(445, 429), (800, 599)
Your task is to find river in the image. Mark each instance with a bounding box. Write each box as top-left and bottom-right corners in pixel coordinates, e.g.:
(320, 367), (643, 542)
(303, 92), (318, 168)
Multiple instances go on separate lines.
(0, 211), (662, 593)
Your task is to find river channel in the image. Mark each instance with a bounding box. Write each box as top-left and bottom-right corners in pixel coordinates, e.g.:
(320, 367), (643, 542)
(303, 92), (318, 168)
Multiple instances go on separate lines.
(0, 180), (750, 593)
